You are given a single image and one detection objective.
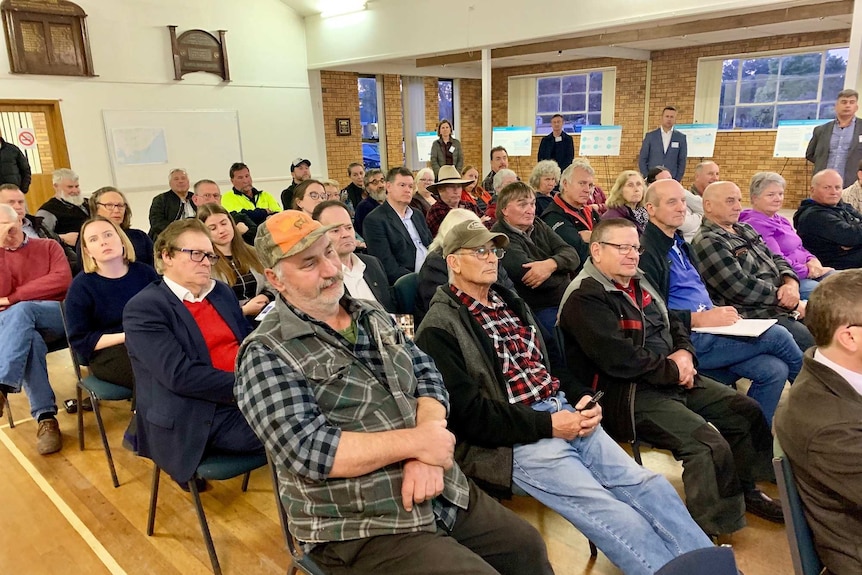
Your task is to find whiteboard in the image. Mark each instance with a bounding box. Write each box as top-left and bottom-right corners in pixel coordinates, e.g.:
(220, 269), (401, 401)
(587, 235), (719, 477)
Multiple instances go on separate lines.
(102, 110), (242, 191)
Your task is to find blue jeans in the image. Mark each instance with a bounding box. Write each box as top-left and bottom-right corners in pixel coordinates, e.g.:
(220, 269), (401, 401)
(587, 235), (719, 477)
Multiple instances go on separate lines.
(512, 393), (712, 575)
(799, 270), (836, 300)
(0, 301), (64, 419)
(692, 324), (802, 427)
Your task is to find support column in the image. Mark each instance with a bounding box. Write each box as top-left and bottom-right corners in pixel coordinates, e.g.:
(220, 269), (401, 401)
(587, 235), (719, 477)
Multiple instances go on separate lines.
(482, 48), (492, 178)
(847, 0), (862, 91)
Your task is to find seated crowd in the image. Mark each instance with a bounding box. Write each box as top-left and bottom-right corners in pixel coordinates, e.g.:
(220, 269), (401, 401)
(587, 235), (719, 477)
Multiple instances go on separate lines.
(4, 136), (862, 574)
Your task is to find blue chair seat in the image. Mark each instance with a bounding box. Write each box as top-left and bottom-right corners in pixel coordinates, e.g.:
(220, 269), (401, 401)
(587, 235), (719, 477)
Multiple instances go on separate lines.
(81, 375), (133, 402)
(196, 453), (268, 481)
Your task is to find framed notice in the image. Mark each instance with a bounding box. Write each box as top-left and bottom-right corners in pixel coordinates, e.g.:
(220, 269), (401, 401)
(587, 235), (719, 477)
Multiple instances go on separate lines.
(491, 126), (533, 156)
(675, 124), (717, 158)
(578, 125), (622, 156)
(416, 131), (437, 162)
(774, 120), (830, 158)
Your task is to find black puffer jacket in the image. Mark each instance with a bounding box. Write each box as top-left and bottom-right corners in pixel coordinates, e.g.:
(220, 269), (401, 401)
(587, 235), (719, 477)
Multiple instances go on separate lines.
(0, 138), (31, 193)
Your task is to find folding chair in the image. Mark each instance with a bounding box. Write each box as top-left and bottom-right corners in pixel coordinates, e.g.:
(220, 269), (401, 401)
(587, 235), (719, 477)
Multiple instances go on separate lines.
(773, 440), (823, 575)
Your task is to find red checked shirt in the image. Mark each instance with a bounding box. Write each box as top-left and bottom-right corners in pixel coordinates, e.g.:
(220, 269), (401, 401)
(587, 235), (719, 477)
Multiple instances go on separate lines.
(451, 285), (559, 405)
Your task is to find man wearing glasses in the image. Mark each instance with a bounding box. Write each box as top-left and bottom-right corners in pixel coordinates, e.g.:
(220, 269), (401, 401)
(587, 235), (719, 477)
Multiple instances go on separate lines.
(352, 168), (385, 237)
(416, 220), (713, 575)
(559, 218), (778, 539)
(124, 219), (263, 490)
(192, 179), (257, 245)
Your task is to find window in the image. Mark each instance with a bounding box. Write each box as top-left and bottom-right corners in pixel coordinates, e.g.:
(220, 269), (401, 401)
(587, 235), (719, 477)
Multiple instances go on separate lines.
(718, 48), (848, 130)
(438, 79), (454, 126)
(358, 75), (381, 168)
(535, 71), (603, 135)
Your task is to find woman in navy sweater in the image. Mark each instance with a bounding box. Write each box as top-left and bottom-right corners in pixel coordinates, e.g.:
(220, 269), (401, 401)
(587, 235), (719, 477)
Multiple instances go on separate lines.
(66, 217), (159, 388)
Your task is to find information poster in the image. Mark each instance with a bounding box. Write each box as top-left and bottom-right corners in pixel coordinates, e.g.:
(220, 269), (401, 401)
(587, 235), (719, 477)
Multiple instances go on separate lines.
(773, 120), (829, 158)
(675, 124), (717, 158)
(492, 126), (533, 156)
(415, 131), (437, 163)
(578, 125), (622, 156)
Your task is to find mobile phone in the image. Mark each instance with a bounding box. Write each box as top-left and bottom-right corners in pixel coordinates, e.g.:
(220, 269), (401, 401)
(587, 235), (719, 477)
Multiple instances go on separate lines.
(580, 390), (604, 411)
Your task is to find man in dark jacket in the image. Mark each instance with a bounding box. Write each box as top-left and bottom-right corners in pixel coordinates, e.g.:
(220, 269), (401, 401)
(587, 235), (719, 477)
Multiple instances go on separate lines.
(539, 160), (595, 263)
(560, 218), (781, 537)
(148, 168), (195, 240)
(0, 136), (31, 193)
(416, 220), (712, 575)
(794, 168), (862, 270)
(537, 114), (574, 172)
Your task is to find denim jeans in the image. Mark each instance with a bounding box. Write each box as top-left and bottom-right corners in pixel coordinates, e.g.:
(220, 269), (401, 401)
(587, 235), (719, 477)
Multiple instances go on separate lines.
(0, 301), (64, 419)
(512, 393), (712, 575)
(799, 270), (836, 300)
(691, 324), (803, 427)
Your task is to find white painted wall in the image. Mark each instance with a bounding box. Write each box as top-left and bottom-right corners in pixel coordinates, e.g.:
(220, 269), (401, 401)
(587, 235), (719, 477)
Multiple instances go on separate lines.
(0, 0), (327, 230)
(303, 0), (816, 68)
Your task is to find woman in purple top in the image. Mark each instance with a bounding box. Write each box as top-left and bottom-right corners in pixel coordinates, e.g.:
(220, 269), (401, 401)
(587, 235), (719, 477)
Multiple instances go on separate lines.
(739, 171), (834, 300)
(601, 170), (649, 234)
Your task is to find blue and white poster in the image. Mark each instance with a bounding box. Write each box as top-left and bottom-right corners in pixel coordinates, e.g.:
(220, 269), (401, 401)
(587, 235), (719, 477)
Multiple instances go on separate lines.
(675, 124), (717, 158)
(578, 125), (622, 156)
(492, 126), (533, 156)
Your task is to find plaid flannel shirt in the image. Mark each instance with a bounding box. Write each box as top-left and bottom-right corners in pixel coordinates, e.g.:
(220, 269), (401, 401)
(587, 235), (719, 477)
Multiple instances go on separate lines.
(235, 294), (469, 546)
(691, 218), (798, 319)
(425, 200), (483, 236)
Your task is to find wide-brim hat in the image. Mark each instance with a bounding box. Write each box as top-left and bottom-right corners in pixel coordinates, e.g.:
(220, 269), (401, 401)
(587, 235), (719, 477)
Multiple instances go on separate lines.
(427, 165), (473, 192)
(442, 220), (509, 257)
(255, 210), (336, 268)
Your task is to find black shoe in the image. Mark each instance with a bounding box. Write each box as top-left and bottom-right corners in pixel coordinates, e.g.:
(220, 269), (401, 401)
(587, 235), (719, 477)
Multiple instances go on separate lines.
(744, 490), (784, 523)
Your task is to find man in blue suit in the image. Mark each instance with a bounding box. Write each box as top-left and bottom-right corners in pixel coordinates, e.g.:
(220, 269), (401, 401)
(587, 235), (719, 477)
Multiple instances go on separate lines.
(124, 219), (262, 488)
(638, 106), (688, 182)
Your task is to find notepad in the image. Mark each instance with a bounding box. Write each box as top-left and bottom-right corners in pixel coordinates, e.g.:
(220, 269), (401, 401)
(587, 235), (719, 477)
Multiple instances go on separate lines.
(691, 318), (777, 337)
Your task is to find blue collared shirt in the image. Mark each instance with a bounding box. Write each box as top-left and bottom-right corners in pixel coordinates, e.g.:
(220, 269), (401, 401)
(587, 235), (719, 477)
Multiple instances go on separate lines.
(667, 235), (713, 312)
(399, 206), (428, 272)
(827, 117), (856, 173)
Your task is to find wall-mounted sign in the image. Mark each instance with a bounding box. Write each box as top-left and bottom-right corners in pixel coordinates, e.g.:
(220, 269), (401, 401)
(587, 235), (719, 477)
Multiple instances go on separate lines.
(167, 26), (230, 82)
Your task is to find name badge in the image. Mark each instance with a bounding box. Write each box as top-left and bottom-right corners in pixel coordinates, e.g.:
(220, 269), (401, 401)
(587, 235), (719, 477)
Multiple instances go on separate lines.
(449, 145), (455, 153)
(858, 135), (862, 143)
(671, 141), (680, 148)
(554, 136), (562, 142)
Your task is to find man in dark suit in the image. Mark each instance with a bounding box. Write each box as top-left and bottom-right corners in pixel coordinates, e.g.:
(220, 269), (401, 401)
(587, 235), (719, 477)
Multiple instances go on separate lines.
(806, 89), (862, 188)
(313, 199), (395, 312)
(638, 106), (687, 181)
(363, 167), (433, 284)
(775, 270), (862, 575)
(148, 168), (195, 240)
(124, 219), (262, 488)
(537, 114), (574, 171)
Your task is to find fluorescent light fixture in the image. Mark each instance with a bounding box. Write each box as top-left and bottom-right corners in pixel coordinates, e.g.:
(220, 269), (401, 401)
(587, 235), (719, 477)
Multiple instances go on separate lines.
(319, 0), (367, 18)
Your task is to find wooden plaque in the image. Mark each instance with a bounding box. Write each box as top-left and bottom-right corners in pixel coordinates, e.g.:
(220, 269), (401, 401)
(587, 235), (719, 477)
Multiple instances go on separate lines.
(1, 0), (95, 76)
(167, 26), (230, 82)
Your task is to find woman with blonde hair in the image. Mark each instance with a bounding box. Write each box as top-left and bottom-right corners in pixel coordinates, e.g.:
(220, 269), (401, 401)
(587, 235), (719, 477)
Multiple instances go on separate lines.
(415, 208), (514, 324)
(196, 204), (273, 319)
(601, 170), (649, 234)
(411, 167), (437, 217)
(66, 216), (159, 389)
(88, 186), (154, 266)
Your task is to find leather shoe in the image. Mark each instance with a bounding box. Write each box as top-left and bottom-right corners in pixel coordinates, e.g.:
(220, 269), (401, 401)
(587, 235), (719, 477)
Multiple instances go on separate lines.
(36, 418), (62, 455)
(0, 392), (6, 418)
(744, 489), (784, 523)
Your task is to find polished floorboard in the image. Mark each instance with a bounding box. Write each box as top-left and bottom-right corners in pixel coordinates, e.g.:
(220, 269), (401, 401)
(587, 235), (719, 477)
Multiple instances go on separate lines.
(0, 350), (794, 574)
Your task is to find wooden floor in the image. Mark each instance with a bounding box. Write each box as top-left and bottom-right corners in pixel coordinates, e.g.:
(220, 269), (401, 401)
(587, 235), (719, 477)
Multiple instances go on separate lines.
(0, 351), (794, 575)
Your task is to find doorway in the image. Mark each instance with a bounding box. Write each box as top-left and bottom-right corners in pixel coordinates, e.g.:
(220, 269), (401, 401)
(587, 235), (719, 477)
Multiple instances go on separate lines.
(0, 100), (70, 214)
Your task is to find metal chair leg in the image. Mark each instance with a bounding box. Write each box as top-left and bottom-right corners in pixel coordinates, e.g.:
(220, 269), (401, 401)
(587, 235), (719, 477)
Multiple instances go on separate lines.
(189, 475), (222, 575)
(90, 391), (120, 488)
(76, 384), (84, 450)
(146, 465), (161, 536)
(632, 440), (643, 466)
(589, 540), (598, 557)
(3, 391), (14, 428)
(241, 470), (251, 492)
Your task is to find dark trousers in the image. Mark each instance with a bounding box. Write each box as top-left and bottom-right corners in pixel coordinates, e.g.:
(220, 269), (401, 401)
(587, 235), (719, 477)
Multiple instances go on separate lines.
(89, 344), (135, 389)
(775, 315), (815, 352)
(633, 376), (773, 536)
(309, 481), (554, 575)
(206, 403), (264, 455)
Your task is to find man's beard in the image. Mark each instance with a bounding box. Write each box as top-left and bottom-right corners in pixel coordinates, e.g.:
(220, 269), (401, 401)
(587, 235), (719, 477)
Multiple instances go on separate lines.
(369, 189), (386, 202)
(63, 193), (84, 206)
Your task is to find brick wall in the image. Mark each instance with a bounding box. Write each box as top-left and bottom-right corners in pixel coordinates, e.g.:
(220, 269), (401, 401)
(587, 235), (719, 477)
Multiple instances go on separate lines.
(320, 71), (362, 179)
(424, 77), (439, 132)
(459, 78), (483, 172)
(382, 74), (404, 167)
(649, 29), (850, 205)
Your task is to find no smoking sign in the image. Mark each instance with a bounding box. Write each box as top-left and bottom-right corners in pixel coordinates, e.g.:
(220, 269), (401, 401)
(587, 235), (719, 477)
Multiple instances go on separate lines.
(17, 127), (36, 149)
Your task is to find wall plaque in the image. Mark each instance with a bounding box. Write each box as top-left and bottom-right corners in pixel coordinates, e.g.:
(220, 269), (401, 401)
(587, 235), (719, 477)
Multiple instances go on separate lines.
(167, 26), (230, 82)
(1, 0), (95, 76)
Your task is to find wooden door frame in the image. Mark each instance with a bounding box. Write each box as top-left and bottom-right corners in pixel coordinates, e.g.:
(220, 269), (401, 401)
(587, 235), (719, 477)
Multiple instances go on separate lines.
(0, 99), (71, 169)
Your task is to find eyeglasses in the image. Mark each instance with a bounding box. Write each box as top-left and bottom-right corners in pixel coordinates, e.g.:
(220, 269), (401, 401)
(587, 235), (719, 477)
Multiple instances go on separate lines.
(368, 179), (385, 186)
(198, 193), (221, 200)
(455, 247), (506, 260)
(599, 242), (645, 256)
(96, 202), (126, 211)
(176, 248), (220, 264)
(419, 178), (435, 184)
(307, 191), (328, 201)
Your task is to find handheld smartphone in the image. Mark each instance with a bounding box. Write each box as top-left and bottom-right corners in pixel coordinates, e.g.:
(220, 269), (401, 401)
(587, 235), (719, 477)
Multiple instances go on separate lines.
(581, 390), (604, 411)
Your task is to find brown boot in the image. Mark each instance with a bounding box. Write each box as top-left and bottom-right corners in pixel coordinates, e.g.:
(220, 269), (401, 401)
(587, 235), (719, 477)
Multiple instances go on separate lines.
(36, 418), (62, 455)
(0, 393), (6, 418)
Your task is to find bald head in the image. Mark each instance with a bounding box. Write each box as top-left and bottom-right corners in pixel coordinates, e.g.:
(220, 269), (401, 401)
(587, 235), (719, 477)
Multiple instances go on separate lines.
(644, 178), (684, 207)
(702, 181), (742, 228)
(810, 169), (843, 206)
(645, 179), (688, 235)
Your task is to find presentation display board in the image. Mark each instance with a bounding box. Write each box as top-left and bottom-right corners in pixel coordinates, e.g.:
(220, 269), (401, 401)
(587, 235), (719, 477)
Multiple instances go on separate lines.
(103, 109), (242, 191)
(675, 124), (717, 158)
(492, 126), (533, 156)
(415, 131), (437, 163)
(773, 119), (829, 158)
(578, 125), (622, 156)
